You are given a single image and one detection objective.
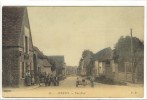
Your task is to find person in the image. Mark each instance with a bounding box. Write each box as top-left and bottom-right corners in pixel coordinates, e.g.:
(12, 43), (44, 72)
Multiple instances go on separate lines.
(25, 71), (31, 86)
(55, 76), (59, 86)
(76, 77), (79, 87)
(82, 78), (86, 86)
(44, 73), (48, 87)
(31, 76), (35, 85)
(90, 76), (94, 87)
(50, 75), (54, 86)
(48, 75), (51, 86)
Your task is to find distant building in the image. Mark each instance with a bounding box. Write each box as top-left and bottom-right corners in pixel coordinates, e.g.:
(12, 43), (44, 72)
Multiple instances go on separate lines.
(2, 7), (34, 87)
(66, 66), (77, 76)
(41, 59), (52, 75)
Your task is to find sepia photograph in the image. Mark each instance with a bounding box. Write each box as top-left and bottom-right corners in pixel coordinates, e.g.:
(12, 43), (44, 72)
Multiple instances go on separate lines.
(2, 6), (145, 98)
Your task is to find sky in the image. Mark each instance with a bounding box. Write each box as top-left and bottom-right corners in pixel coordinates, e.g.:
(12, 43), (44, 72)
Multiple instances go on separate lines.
(27, 7), (144, 66)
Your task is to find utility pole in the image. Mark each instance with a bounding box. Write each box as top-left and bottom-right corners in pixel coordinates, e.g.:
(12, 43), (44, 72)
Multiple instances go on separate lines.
(130, 28), (134, 83)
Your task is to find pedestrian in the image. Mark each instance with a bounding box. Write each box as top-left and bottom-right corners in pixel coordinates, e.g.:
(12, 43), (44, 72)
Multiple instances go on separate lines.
(76, 77), (79, 87)
(44, 73), (48, 87)
(48, 75), (51, 86)
(50, 75), (54, 86)
(90, 76), (94, 87)
(31, 76), (35, 85)
(55, 76), (59, 86)
(25, 71), (31, 86)
(53, 76), (56, 86)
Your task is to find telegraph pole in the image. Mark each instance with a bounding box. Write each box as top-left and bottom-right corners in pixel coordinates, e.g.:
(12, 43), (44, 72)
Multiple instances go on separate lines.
(130, 28), (134, 83)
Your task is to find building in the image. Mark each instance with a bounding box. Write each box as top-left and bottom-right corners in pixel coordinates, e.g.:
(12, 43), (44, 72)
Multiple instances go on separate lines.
(93, 47), (114, 79)
(66, 66), (77, 76)
(93, 47), (143, 83)
(2, 7), (34, 87)
(41, 58), (52, 75)
(33, 47), (53, 82)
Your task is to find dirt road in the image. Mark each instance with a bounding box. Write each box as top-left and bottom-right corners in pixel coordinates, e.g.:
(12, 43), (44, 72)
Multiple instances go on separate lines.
(2, 76), (144, 98)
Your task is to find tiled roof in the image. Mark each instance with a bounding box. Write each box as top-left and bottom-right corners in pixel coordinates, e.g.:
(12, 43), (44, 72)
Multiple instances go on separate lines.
(43, 59), (52, 67)
(93, 47), (113, 61)
(2, 6), (26, 47)
(33, 46), (45, 59)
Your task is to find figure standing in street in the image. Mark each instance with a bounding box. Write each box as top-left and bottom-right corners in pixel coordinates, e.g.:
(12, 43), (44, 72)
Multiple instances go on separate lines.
(76, 77), (79, 87)
(55, 76), (59, 86)
(90, 76), (94, 87)
(25, 71), (31, 86)
(44, 73), (48, 87)
(48, 75), (51, 86)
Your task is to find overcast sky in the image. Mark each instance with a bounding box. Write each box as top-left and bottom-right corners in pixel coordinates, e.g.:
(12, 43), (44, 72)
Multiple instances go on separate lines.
(27, 7), (144, 66)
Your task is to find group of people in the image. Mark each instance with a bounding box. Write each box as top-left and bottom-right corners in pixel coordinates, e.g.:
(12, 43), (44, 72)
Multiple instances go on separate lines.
(25, 71), (60, 87)
(76, 76), (95, 87)
(38, 73), (60, 87)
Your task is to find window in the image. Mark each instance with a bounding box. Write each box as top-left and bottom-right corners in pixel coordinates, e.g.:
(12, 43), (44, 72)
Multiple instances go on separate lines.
(26, 62), (29, 72)
(25, 36), (28, 53)
(112, 63), (115, 72)
(21, 62), (25, 78)
(125, 62), (132, 73)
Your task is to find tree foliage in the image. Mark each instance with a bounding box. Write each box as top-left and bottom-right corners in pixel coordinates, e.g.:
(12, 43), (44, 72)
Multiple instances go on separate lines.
(114, 36), (144, 82)
(82, 50), (93, 59)
(114, 36), (144, 63)
(80, 50), (94, 76)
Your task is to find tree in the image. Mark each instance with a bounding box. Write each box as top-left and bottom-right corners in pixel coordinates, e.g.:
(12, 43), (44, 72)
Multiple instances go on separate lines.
(81, 50), (94, 76)
(114, 36), (144, 83)
(82, 50), (93, 59)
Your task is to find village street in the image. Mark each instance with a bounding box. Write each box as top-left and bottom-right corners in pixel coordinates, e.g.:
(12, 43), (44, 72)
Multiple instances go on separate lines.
(3, 76), (144, 98)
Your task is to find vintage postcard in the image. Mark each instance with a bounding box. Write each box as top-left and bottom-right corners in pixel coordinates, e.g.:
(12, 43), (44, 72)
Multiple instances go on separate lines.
(1, 5), (146, 98)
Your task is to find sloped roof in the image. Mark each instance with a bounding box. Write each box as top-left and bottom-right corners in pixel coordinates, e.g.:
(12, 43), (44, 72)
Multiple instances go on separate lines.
(33, 46), (45, 59)
(93, 47), (113, 61)
(43, 59), (52, 67)
(2, 6), (26, 47)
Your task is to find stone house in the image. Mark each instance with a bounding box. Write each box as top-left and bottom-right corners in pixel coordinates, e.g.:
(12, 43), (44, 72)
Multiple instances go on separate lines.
(33, 46), (53, 83)
(66, 66), (77, 76)
(93, 47), (143, 83)
(41, 59), (52, 75)
(93, 47), (115, 79)
(2, 7), (34, 87)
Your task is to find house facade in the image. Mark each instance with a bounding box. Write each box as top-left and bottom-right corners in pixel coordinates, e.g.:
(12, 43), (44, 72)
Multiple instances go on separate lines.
(41, 59), (52, 75)
(33, 46), (53, 83)
(93, 47), (114, 79)
(2, 7), (34, 87)
(93, 47), (143, 83)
